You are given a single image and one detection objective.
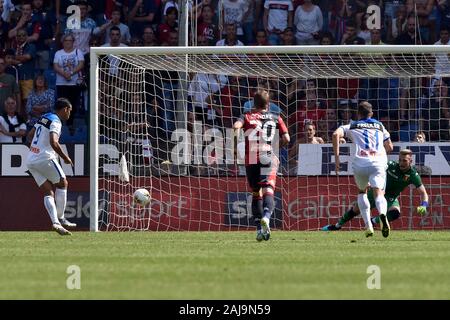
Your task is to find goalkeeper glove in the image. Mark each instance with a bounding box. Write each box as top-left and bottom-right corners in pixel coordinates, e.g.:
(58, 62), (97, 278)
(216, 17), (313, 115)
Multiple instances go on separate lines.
(417, 201), (428, 216)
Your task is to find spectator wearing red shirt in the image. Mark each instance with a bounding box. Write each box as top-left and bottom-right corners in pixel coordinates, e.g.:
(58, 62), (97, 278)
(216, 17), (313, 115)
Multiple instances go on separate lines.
(197, 4), (219, 46)
(337, 78), (359, 101)
(216, 76), (242, 128)
(161, 29), (178, 46)
(196, 35), (209, 46)
(157, 6), (178, 44)
(287, 79), (326, 173)
(288, 79), (326, 143)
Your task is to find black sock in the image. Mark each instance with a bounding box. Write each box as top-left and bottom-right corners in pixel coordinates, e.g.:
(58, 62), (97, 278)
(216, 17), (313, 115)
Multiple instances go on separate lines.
(263, 194), (274, 219)
(387, 209), (400, 222)
(252, 196), (263, 229)
(252, 197), (263, 219)
(373, 209), (401, 224)
(338, 208), (358, 226)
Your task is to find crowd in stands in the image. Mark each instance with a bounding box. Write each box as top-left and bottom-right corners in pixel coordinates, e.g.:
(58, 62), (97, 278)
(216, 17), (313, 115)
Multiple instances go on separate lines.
(0, 0), (450, 175)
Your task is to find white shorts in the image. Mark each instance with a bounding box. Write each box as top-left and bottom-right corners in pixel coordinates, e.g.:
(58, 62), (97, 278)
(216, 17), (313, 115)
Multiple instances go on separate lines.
(27, 159), (66, 187)
(353, 163), (387, 191)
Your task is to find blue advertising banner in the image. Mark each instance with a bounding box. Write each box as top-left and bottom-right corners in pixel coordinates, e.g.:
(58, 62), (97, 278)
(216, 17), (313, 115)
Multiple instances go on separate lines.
(225, 192), (283, 228)
(64, 191), (109, 228)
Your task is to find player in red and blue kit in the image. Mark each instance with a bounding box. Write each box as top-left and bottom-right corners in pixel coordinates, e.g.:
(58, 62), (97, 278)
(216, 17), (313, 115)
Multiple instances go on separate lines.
(233, 89), (290, 241)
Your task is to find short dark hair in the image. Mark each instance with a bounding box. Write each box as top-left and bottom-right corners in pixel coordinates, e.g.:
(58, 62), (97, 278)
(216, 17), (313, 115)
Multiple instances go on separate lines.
(55, 98), (72, 110)
(166, 7), (178, 15)
(202, 4), (213, 12)
(253, 89), (270, 109)
(320, 31), (334, 44)
(76, 0), (89, 7)
(110, 26), (121, 34)
(440, 25), (450, 33)
(358, 101), (373, 118)
(225, 23), (237, 29)
(305, 122), (316, 130)
(143, 25), (155, 33)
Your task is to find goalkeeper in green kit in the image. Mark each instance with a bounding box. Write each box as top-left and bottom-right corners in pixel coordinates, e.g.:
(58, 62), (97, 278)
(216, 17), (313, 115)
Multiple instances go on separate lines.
(322, 149), (429, 233)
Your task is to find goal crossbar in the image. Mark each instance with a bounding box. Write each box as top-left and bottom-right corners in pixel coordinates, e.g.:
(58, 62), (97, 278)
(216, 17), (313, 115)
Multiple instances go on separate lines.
(90, 45), (450, 55)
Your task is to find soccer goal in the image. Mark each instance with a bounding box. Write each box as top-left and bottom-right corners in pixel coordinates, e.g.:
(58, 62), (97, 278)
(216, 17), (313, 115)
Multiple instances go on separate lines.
(90, 45), (450, 232)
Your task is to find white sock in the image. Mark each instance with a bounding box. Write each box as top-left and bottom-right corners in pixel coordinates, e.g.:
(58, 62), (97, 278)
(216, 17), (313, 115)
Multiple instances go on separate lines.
(55, 188), (67, 219)
(44, 196), (59, 225)
(375, 196), (387, 216)
(357, 193), (372, 229)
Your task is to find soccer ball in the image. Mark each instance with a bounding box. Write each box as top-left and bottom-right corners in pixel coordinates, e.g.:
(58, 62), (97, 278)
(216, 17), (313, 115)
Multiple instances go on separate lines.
(133, 188), (150, 206)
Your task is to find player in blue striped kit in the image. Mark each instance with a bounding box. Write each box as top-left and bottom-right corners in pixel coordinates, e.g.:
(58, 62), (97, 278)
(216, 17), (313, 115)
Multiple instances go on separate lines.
(333, 101), (393, 237)
(26, 98), (77, 235)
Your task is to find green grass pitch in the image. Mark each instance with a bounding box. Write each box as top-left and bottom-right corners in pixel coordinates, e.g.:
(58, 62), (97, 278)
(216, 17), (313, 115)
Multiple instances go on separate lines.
(0, 231), (449, 299)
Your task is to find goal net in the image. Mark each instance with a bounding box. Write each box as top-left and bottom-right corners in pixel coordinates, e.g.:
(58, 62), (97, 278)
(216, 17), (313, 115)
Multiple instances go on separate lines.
(90, 45), (450, 232)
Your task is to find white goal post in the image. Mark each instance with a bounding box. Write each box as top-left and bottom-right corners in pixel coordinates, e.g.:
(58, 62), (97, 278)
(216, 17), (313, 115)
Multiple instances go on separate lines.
(89, 45), (450, 232)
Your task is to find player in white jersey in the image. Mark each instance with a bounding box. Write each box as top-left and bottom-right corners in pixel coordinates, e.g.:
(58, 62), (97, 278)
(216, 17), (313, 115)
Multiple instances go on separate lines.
(26, 98), (76, 236)
(332, 101), (393, 238)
